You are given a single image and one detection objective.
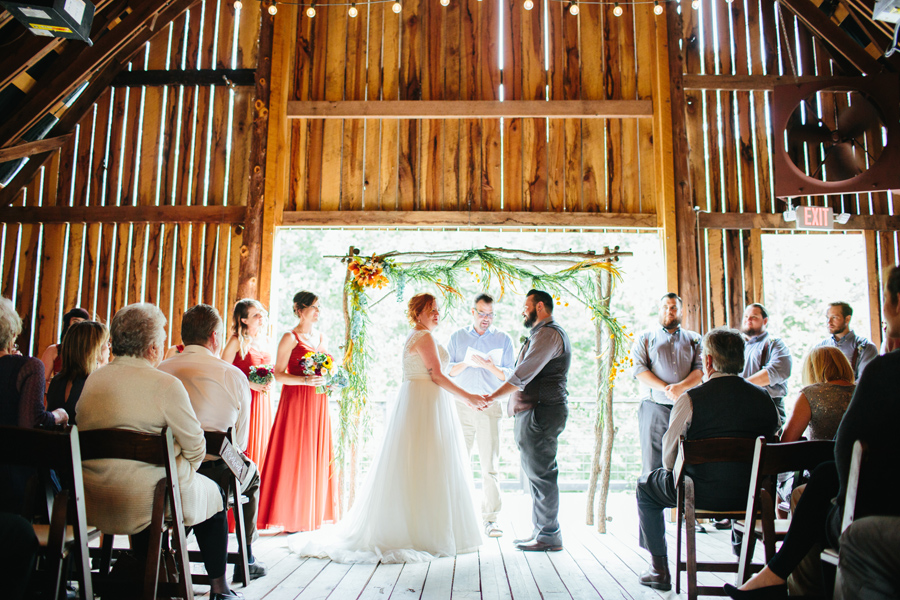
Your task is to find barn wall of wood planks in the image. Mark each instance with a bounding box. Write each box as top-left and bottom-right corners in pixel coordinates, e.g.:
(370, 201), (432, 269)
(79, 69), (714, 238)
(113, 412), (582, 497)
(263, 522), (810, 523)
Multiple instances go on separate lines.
(0, 1), (260, 357)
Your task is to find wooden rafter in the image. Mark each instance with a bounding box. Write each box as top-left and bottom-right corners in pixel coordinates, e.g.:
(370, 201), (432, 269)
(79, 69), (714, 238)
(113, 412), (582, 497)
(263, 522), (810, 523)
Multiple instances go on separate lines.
(110, 68), (256, 88)
(0, 206), (246, 224)
(683, 74), (824, 90)
(0, 0), (183, 149)
(0, 135), (72, 162)
(286, 100), (654, 120)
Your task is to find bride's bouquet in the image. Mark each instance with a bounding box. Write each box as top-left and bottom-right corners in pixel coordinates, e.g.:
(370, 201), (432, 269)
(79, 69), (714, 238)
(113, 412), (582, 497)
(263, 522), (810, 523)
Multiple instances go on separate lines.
(248, 364), (276, 386)
(299, 351), (335, 393)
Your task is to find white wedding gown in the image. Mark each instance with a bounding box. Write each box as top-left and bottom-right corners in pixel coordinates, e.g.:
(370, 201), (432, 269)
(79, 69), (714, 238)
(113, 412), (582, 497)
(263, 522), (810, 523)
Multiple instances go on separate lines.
(289, 329), (482, 563)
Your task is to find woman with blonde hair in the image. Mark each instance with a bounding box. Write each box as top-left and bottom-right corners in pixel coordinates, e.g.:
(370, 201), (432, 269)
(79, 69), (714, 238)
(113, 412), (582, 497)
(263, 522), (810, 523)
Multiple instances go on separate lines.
(221, 299), (273, 469)
(47, 320), (110, 425)
(780, 346), (855, 443)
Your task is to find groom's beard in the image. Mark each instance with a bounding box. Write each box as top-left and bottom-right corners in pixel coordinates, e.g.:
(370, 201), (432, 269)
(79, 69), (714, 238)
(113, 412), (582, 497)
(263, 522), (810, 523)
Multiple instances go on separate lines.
(523, 309), (538, 329)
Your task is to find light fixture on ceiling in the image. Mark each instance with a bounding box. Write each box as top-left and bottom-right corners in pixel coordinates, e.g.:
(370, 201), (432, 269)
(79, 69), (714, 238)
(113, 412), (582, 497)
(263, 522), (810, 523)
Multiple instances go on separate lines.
(524, 0), (534, 9)
(568, 1), (579, 15)
(782, 199), (797, 222)
(306, 4), (316, 16)
(654, 1), (663, 14)
(834, 212), (851, 224)
(348, 2), (358, 15)
(613, 2), (623, 15)
(268, 1), (278, 14)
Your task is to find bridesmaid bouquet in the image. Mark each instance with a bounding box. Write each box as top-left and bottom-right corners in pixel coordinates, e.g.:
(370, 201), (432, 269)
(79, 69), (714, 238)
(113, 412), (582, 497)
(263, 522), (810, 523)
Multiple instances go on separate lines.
(326, 367), (350, 396)
(248, 364), (275, 386)
(300, 351), (335, 393)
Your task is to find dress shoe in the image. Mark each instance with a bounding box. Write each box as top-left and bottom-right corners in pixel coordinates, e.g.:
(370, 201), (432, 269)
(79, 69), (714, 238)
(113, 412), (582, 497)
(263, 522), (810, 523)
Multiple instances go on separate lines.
(639, 554), (671, 591)
(723, 583), (788, 599)
(210, 590), (244, 600)
(515, 539), (562, 552)
(714, 518), (733, 530)
(233, 559), (267, 584)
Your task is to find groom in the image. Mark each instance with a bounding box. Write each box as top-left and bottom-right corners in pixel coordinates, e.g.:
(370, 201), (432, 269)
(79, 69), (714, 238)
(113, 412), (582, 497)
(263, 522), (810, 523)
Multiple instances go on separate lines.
(484, 289), (571, 551)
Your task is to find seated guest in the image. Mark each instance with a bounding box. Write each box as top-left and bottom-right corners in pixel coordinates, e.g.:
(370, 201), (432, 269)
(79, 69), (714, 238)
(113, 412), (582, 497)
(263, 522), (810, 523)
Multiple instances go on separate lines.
(837, 516), (900, 600)
(726, 265), (900, 599)
(0, 512), (40, 600)
(39, 307), (90, 383)
(636, 328), (780, 591)
(816, 301), (877, 379)
(781, 346), (854, 443)
(159, 304), (267, 582)
(77, 303), (241, 600)
(47, 321), (110, 425)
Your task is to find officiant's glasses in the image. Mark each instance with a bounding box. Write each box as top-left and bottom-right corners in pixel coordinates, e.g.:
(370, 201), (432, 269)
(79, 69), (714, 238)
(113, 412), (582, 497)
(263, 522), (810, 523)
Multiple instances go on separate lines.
(475, 311), (494, 319)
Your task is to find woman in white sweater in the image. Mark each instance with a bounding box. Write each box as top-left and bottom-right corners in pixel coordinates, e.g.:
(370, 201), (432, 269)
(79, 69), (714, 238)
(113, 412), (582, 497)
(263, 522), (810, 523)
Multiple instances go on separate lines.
(78, 303), (240, 600)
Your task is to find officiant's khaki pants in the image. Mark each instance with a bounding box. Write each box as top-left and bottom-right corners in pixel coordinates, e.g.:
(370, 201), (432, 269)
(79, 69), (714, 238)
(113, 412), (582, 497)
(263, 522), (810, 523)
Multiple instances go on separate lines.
(456, 399), (503, 523)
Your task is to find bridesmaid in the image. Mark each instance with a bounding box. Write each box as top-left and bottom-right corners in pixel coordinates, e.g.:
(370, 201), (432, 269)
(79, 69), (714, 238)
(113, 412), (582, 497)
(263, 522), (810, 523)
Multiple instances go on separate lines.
(257, 291), (337, 532)
(221, 299), (274, 470)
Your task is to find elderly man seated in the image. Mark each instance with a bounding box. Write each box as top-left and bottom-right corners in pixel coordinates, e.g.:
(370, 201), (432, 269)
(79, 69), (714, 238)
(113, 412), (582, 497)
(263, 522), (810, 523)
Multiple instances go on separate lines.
(159, 304), (266, 582)
(635, 327), (781, 591)
(77, 303), (241, 600)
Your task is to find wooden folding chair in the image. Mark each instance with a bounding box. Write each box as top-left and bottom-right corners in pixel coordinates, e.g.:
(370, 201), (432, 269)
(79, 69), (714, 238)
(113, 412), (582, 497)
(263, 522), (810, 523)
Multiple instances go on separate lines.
(674, 436), (758, 600)
(0, 425), (98, 600)
(734, 437), (835, 585)
(79, 426), (193, 600)
(821, 440), (866, 574)
(187, 428), (252, 587)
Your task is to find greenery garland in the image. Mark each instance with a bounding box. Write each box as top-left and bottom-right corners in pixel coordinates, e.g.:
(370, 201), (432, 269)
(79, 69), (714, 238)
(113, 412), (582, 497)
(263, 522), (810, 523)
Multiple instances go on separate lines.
(335, 247), (634, 505)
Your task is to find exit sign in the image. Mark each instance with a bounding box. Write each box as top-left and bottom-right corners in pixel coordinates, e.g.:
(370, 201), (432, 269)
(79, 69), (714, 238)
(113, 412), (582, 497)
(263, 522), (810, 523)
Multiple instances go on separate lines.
(795, 205), (834, 230)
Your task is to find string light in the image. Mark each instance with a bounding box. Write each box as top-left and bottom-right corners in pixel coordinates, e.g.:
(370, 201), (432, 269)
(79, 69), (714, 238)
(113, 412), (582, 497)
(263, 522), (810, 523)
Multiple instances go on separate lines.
(691, 0), (699, 8)
(440, 0), (449, 6)
(233, 0), (242, 9)
(568, 0), (579, 14)
(268, 0), (278, 13)
(653, 0), (662, 13)
(524, 0), (534, 8)
(612, 1), (623, 15)
(392, 0), (402, 10)
(348, 2), (358, 15)
(306, 3), (316, 15)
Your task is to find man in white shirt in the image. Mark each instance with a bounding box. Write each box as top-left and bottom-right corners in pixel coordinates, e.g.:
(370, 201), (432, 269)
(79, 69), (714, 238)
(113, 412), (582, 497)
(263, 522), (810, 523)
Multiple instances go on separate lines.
(159, 304), (266, 582)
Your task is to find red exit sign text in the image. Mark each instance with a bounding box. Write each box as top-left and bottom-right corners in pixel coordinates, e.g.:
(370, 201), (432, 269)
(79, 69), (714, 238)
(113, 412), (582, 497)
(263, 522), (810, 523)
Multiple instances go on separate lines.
(795, 205), (834, 230)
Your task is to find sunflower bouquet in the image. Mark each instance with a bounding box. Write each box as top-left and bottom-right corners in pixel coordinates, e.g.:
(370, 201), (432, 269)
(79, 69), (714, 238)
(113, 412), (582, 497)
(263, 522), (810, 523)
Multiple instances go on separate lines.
(299, 351), (335, 393)
(348, 254), (391, 290)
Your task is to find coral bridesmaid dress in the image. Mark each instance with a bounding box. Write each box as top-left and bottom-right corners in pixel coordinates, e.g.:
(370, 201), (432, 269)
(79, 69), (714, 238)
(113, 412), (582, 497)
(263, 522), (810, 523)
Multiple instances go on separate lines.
(257, 332), (337, 532)
(232, 346), (274, 470)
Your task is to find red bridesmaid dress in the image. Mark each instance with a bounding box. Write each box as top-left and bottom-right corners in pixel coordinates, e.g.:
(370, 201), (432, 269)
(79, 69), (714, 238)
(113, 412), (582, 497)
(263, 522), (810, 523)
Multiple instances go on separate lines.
(232, 345), (274, 470)
(257, 332), (337, 532)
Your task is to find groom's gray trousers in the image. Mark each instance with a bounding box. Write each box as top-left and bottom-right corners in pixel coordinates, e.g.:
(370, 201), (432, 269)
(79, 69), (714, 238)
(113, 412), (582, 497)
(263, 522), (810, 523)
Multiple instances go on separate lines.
(514, 402), (568, 545)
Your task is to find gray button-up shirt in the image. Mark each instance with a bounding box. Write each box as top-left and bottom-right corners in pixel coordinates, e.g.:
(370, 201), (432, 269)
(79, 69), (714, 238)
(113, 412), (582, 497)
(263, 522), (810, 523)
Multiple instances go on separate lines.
(816, 330), (878, 380)
(742, 331), (792, 399)
(630, 326), (703, 405)
(446, 325), (516, 395)
(506, 317), (566, 390)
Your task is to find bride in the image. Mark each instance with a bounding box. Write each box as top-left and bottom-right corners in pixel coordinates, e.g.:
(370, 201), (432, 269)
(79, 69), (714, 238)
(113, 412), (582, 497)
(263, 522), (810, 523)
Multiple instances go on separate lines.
(290, 293), (488, 563)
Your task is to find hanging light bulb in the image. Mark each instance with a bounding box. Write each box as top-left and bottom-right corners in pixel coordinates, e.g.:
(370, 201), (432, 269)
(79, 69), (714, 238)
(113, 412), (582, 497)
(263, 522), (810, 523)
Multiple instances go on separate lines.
(440, 0), (450, 6)
(268, 1), (278, 14)
(653, 0), (663, 14)
(568, 1), (579, 15)
(306, 4), (316, 16)
(524, 0), (534, 9)
(691, 0), (699, 8)
(612, 2), (623, 16)
(233, 0), (242, 9)
(392, 0), (402, 11)
(348, 3), (358, 15)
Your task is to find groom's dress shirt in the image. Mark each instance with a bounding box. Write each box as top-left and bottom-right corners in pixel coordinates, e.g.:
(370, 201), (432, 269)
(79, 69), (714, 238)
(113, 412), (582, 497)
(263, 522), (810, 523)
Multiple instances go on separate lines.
(507, 317), (566, 390)
(159, 345), (252, 452)
(447, 326), (516, 394)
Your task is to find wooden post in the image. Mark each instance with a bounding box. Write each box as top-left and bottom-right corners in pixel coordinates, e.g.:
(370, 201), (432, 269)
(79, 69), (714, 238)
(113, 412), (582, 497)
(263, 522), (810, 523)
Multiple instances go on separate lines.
(586, 270), (604, 527)
(236, 7), (275, 301)
(663, 4), (702, 330)
(596, 264), (616, 533)
(340, 245), (355, 516)
(864, 231), (883, 349)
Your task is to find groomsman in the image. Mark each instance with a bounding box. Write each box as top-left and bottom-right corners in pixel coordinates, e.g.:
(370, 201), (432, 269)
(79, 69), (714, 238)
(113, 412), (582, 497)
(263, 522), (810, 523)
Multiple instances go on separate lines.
(447, 293), (516, 538)
(630, 293), (703, 479)
(484, 289), (571, 552)
(740, 303), (793, 425)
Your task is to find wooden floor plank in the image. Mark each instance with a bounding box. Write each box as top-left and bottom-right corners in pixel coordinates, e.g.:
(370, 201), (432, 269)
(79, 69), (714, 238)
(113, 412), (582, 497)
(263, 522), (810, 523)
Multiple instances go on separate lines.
(326, 562), (379, 600)
(357, 563), (404, 600)
(521, 551), (570, 599)
(497, 518), (543, 600)
(563, 541), (632, 600)
(419, 556), (454, 600)
(263, 557), (331, 600)
(295, 562), (354, 600)
(388, 561), (430, 600)
(450, 552), (480, 600)
(574, 529), (665, 600)
(546, 548), (603, 599)
(477, 539), (512, 600)
(234, 547), (297, 598)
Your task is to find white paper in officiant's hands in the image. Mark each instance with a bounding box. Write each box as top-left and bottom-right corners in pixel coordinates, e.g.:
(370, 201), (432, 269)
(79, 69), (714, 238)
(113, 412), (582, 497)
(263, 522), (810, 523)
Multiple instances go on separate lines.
(464, 346), (504, 367)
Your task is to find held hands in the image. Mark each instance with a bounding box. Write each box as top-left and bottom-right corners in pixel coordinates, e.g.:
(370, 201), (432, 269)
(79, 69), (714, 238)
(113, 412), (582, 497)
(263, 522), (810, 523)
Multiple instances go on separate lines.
(304, 375), (327, 387)
(466, 393), (491, 411)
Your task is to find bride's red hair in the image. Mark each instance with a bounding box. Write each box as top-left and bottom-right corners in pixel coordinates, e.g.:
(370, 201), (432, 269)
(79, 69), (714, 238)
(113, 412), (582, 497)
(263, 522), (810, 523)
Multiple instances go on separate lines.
(407, 293), (436, 327)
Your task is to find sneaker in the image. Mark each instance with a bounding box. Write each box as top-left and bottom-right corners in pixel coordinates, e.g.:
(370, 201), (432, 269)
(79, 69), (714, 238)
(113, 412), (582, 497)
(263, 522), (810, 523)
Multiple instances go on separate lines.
(484, 522), (503, 538)
(233, 559), (267, 584)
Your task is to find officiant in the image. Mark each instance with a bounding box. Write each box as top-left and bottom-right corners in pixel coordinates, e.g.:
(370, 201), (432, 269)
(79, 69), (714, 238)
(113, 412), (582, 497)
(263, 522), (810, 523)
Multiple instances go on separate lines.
(447, 293), (516, 539)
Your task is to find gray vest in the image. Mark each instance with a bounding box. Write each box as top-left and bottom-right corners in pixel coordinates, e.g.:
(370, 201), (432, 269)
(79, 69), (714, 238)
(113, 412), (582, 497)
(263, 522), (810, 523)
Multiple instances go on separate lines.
(684, 376), (780, 510)
(509, 321), (571, 415)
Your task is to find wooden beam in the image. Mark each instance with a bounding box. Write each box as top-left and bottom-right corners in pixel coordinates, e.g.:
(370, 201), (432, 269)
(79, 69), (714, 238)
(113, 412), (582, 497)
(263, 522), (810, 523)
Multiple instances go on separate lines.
(110, 68), (256, 88)
(0, 0), (176, 148)
(778, 0), (883, 74)
(280, 210), (659, 229)
(0, 206), (247, 224)
(285, 100), (655, 120)
(0, 135), (72, 162)
(682, 74), (824, 91)
(236, 6), (275, 301)
(699, 211), (900, 230)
